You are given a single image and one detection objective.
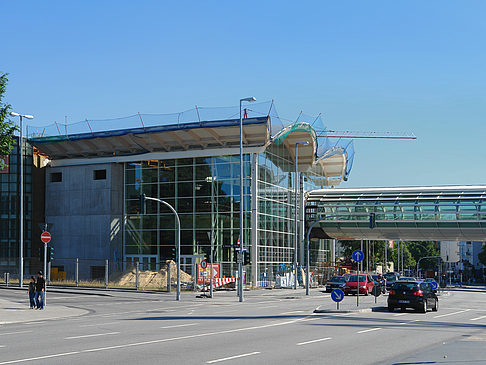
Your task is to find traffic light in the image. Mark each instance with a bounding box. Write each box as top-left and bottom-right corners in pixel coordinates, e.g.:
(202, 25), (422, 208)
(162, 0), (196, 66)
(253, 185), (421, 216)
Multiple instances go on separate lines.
(139, 194), (146, 214)
(49, 246), (55, 262)
(243, 250), (251, 266)
(369, 213), (376, 229)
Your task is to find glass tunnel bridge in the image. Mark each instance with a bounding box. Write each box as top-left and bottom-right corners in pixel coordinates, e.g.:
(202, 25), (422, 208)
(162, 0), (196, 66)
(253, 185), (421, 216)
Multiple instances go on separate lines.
(306, 186), (486, 241)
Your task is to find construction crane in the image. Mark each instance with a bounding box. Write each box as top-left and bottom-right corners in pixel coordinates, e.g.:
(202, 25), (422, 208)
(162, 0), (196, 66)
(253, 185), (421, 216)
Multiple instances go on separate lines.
(316, 130), (416, 140)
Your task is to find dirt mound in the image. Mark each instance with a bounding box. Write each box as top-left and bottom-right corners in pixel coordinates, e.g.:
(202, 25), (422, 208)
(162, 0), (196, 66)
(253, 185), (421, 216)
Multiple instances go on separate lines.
(111, 260), (192, 289)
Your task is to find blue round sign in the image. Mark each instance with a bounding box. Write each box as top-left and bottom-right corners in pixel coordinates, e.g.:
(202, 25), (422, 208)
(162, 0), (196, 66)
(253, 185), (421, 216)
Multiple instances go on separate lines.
(429, 281), (438, 290)
(352, 249), (364, 263)
(331, 288), (345, 303)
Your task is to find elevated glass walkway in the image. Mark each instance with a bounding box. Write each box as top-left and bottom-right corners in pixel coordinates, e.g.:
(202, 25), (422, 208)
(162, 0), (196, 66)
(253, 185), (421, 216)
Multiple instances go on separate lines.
(306, 186), (486, 241)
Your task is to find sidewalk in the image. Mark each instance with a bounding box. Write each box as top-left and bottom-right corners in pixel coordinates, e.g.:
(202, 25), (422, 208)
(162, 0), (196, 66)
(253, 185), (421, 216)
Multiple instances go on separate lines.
(0, 297), (89, 325)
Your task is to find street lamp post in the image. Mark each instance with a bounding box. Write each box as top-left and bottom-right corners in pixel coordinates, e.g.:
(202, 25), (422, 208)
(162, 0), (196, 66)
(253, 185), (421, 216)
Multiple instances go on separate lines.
(294, 141), (308, 290)
(144, 196), (181, 301)
(238, 97), (255, 303)
(10, 112), (34, 288)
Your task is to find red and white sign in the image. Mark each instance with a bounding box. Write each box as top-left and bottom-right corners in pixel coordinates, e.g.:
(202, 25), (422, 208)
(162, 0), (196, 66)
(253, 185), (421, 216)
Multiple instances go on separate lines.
(197, 263), (220, 284)
(388, 240), (394, 249)
(41, 231), (51, 244)
(200, 260), (208, 269)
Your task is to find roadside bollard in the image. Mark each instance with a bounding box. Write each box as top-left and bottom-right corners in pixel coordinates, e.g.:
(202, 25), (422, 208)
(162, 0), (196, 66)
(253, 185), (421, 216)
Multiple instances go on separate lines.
(4, 273), (9, 287)
(75, 258), (79, 287)
(105, 259), (109, 289)
(135, 261), (139, 291)
(167, 262), (171, 293)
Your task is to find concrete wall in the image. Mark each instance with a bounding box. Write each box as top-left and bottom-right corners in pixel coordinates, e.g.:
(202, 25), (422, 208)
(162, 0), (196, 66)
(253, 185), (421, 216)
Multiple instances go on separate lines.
(45, 163), (123, 279)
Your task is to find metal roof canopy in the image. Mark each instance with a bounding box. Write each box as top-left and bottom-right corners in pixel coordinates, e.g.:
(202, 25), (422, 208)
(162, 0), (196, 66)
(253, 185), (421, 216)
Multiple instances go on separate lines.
(29, 116), (270, 160)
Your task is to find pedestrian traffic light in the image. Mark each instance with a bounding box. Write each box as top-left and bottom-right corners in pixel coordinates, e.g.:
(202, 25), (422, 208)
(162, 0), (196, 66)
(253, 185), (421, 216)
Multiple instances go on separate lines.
(369, 212), (376, 229)
(139, 194), (146, 214)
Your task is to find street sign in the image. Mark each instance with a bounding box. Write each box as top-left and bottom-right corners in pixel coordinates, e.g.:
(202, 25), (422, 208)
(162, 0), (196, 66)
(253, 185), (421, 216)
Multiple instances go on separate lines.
(352, 249), (364, 263)
(331, 288), (344, 303)
(429, 281), (438, 290)
(41, 231), (51, 244)
(200, 260), (208, 269)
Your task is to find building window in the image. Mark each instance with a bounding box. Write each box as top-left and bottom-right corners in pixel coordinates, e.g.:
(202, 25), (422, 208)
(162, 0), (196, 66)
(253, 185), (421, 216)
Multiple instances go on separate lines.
(50, 172), (62, 182)
(93, 169), (107, 180)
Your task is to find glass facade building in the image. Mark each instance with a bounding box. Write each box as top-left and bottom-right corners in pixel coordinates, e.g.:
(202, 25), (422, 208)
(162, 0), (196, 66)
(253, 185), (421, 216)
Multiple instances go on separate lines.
(0, 138), (34, 275)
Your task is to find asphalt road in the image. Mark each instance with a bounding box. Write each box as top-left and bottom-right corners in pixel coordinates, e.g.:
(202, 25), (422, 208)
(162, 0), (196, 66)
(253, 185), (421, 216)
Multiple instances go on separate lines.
(1, 286), (485, 364)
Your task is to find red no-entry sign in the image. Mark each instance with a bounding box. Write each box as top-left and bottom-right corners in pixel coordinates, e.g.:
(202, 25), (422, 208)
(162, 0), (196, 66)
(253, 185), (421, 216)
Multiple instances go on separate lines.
(41, 231), (51, 244)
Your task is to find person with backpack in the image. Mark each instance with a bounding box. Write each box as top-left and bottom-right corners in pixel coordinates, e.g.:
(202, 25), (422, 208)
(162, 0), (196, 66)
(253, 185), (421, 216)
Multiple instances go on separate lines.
(28, 276), (36, 309)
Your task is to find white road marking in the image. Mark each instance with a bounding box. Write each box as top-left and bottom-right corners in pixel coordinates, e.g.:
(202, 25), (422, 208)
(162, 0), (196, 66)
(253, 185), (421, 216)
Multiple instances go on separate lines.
(0, 351), (81, 364)
(160, 323), (198, 329)
(0, 317), (317, 364)
(22, 322), (46, 325)
(393, 313), (407, 317)
(0, 345), (5, 348)
(258, 305), (278, 309)
(398, 322), (407, 325)
(207, 351), (261, 363)
(280, 310), (305, 315)
(297, 337), (332, 346)
(433, 309), (470, 319)
(65, 332), (120, 340)
(79, 322), (119, 328)
(357, 327), (382, 334)
(470, 315), (486, 321)
(0, 331), (33, 337)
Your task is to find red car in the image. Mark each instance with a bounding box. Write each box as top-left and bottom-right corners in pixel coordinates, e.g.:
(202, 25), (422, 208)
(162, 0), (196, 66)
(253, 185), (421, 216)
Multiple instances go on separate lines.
(344, 274), (375, 295)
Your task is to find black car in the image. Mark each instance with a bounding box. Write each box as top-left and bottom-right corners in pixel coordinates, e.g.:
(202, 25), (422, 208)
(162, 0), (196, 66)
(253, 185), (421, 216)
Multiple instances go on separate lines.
(325, 276), (347, 292)
(384, 272), (400, 291)
(388, 280), (438, 313)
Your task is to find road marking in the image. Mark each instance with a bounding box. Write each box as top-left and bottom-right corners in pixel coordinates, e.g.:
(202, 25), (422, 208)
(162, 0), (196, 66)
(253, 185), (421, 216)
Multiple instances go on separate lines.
(79, 322), (119, 327)
(22, 321), (46, 325)
(398, 322), (407, 325)
(433, 309), (470, 319)
(0, 351), (81, 364)
(206, 352), (260, 363)
(0, 331), (33, 337)
(0, 317), (316, 365)
(297, 337), (332, 346)
(357, 327), (382, 334)
(280, 310), (305, 315)
(393, 313), (407, 317)
(65, 332), (120, 340)
(258, 305), (278, 309)
(470, 315), (486, 321)
(160, 323), (198, 329)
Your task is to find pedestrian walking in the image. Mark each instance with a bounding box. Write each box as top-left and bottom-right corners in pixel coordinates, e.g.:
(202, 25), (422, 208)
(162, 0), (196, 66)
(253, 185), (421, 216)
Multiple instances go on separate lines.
(28, 276), (36, 309)
(35, 271), (46, 310)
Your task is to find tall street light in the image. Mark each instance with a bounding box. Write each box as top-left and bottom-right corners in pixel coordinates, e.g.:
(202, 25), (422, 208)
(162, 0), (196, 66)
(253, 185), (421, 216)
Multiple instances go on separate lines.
(239, 97), (255, 302)
(10, 112), (34, 288)
(294, 141), (308, 290)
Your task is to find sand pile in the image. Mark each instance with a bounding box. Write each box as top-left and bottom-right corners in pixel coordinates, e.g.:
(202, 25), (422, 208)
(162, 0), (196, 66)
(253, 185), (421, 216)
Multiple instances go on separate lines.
(111, 260), (192, 288)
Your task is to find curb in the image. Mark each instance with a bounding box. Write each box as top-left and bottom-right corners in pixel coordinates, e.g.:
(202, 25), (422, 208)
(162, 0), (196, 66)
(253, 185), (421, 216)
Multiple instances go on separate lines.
(0, 286), (112, 297)
(313, 305), (373, 314)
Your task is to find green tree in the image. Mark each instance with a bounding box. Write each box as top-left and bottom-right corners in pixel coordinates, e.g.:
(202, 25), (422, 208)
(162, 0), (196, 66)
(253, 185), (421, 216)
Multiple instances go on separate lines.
(0, 73), (18, 156)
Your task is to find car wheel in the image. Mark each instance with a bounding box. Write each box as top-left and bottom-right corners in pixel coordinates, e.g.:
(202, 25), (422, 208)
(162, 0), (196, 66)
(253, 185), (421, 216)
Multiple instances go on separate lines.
(432, 299), (438, 312)
(388, 306), (394, 312)
(421, 301), (427, 313)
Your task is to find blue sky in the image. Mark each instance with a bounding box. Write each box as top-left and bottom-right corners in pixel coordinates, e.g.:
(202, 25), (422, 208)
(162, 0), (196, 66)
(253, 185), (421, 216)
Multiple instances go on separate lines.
(2, 1), (485, 187)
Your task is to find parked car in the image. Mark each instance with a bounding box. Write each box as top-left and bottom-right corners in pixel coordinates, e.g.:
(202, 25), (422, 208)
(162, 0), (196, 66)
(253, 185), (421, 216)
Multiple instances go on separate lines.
(325, 276), (347, 293)
(371, 274), (386, 294)
(384, 272), (400, 291)
(344, 274), (374, 296)
(388, 280), (438, 313)
(397, 276), (417, 281)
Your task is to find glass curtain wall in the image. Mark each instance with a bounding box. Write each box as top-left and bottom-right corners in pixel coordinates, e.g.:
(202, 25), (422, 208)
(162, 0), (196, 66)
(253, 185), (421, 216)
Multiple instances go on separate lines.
(124, 156), (251, 277)
(0, 137), (33, 275)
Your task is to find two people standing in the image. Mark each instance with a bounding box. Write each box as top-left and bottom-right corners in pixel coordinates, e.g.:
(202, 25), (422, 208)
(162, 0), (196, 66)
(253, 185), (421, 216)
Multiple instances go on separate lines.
(27, 271), (46, 310)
